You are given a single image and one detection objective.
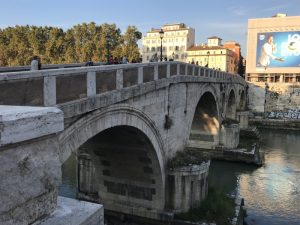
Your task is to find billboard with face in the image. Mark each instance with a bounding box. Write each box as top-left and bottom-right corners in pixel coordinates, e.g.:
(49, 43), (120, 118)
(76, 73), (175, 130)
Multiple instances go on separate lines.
(256, 31), (300, 68)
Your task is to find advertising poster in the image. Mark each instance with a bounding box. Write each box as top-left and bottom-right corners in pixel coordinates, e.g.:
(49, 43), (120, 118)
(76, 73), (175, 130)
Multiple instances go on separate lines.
(256, 31), (300, 68)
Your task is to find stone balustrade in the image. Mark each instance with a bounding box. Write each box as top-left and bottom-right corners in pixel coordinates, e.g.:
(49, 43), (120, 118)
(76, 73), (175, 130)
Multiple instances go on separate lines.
(0, 62), (245, 107)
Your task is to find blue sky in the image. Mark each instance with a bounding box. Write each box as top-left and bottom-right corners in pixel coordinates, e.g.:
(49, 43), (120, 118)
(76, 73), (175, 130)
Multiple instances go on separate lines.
(1, 0), (299, 56)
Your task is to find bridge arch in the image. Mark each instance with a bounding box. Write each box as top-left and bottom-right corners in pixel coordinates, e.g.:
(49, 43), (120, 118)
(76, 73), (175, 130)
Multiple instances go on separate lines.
(189, 87), (220, 149)
(59, 104), (166, 216)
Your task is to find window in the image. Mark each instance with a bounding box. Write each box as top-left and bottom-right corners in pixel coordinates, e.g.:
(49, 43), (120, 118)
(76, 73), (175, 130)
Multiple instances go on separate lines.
(181, 54), (185, 59)
(151, 47), (155, 52)
(175, 54), (179, 59)
(175, 46), (179, 51)
(146, 47), (150, 52)
(258, 76), (265, 82)
(285, 76), (293, 83)
(147, 56), (149, 60)
(169, 46), (173, 50)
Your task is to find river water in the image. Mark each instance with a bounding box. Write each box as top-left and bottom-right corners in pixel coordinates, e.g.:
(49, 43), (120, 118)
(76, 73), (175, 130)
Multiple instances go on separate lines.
(59, 129), (300, 225)
(209, 129), (300, 225)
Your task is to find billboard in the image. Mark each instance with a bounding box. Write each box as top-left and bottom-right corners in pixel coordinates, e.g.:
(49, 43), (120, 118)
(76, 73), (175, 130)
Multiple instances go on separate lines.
(256, 31), (300, 68)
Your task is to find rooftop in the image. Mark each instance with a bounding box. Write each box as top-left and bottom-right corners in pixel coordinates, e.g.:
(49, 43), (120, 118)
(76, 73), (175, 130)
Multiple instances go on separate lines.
(207, 36), (222, 40)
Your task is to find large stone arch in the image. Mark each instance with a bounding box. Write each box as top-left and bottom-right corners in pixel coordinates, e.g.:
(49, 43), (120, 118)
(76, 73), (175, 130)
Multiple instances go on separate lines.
(58, 104), (166, 217)
(188, 84), (220, 149)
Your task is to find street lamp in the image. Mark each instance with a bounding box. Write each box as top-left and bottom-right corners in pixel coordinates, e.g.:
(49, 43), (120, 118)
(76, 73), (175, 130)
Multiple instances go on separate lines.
(105, 34), (111, 64)
(206, 51), (210, 68)
(159, 29), (164, 61)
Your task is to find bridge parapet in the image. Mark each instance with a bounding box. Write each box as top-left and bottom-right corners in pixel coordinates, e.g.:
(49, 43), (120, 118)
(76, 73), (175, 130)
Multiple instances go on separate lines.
(0, 62), (245, 108)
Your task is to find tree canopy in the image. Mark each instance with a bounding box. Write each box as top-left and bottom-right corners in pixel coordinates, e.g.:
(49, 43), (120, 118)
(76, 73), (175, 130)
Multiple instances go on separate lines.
(0, 23), (142, 66)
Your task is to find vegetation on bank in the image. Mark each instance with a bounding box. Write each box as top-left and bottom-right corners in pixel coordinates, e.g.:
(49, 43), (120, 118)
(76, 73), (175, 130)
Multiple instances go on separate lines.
(167, 148), (210, 169)
(222, 118), (240, 126)
(175, 186), (235, 225)
(0, 22), (141, 66)
(237, 137), (257, 152)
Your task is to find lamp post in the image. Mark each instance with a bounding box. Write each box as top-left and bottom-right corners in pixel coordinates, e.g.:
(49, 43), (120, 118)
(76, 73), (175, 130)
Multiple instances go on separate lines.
(105, 34), (111, 64)
(206, 51), (210, 68)
(159, 29), (164, 61)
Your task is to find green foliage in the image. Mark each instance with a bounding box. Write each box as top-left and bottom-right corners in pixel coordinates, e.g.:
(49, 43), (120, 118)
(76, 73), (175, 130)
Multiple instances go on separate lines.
(0, 22), (142, 66)
(168, 148), (210, 169)
(175, 186), (235, 225)
(222, 118), (240, 126)
(238, 137), (257, 152)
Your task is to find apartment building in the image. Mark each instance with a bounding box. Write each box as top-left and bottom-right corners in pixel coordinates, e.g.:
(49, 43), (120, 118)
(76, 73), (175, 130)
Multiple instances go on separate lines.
(186, 37), (238, 73)
(141, 23), (195, 62)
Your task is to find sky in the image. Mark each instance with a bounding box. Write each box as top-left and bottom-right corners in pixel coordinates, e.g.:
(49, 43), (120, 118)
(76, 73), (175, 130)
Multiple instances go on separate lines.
(1, 0), (300, 56)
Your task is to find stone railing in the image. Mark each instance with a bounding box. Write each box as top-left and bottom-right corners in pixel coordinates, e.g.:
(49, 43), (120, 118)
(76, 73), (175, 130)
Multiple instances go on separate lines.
(0, 62), (105, 73)
(0, 62), (246, 107)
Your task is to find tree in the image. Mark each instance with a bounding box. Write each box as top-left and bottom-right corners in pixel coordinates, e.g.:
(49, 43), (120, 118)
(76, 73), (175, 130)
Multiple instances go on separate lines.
(121, 26), (142, 62)
(0, 22), (142, 66)
(238, 56), (245, 78)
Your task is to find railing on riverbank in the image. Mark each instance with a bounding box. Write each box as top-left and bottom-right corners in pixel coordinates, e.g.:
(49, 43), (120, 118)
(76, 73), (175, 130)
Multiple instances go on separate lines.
(0, 62), (246, 107)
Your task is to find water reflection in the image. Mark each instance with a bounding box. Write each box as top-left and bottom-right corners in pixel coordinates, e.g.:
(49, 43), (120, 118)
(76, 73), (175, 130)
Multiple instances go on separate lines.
(209, 129), (300, 225)
(59, 153), (77, 199)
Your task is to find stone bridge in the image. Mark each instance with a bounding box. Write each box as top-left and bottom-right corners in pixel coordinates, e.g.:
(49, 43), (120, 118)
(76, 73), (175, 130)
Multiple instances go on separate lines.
(0, 62), (247, 224)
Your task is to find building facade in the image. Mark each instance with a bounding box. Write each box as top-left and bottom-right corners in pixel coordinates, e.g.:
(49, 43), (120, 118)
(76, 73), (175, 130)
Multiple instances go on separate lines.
(246, 14), (300, 83)
(186, 37), (238, 73)
(246, 14), (300, 116)
(141, 23), (195, 62)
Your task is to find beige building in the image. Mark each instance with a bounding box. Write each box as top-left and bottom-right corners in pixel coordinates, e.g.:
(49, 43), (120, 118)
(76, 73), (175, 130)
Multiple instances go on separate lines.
(141, 23), (195, 62)
(186, 37), (238, 73)
(246, 13), (300, 82)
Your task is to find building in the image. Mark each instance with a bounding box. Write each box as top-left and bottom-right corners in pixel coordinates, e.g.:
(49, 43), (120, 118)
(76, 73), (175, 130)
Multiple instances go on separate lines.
(246, 13), (300, 82)
(186, 36), (239, 73)
(141, 23), (195, 62)
(224, 41), (241, 61)
(246, 14), (300, 116)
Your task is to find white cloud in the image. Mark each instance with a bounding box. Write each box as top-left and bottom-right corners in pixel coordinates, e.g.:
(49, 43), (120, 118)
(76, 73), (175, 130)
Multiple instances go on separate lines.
(203, 22), (247, 32)
(228, 7), (248, 16)
(262, 3), (291, 12)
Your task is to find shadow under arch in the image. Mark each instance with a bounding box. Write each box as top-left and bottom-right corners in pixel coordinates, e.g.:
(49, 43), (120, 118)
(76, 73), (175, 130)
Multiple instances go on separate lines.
(239, 90), (246, 110)
(189, 91), (220, 149)
(226, 89), (237, 119)
(58, 104), (166, 217)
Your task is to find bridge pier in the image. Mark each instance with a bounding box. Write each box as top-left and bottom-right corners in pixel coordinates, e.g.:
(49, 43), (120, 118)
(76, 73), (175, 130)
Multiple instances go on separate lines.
(166, 162), (210, 213)
(219, 123), (240, 149)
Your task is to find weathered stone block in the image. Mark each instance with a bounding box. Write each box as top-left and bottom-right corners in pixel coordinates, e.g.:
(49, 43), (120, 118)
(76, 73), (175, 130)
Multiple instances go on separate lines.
(34, 197), (104, 225)
(0, 136), (61, 225)
(0, 106), (64, 146)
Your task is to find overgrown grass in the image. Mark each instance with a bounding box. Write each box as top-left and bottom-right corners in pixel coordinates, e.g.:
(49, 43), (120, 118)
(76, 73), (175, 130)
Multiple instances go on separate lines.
(238, 137), (257, 152)
(175, 186), (235, 225)
(168, 149), (210, 169)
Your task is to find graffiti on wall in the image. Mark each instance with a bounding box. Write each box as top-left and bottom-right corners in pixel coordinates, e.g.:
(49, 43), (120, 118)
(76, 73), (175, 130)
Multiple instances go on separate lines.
(267, 109), (300, 120)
